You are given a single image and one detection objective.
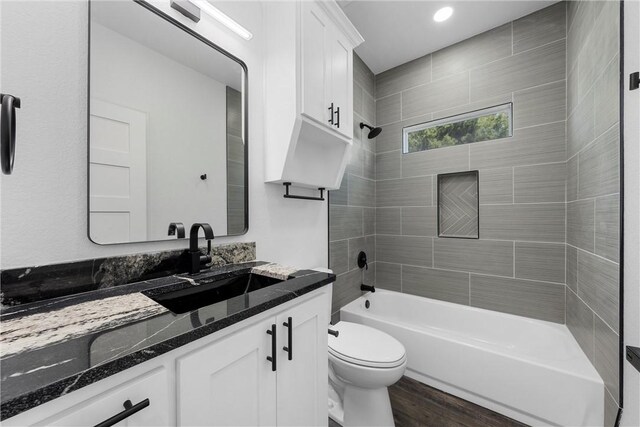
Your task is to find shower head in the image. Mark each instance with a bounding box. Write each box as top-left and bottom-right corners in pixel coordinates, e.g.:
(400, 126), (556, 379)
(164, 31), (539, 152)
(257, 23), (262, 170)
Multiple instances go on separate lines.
(360, 122), (382, 139)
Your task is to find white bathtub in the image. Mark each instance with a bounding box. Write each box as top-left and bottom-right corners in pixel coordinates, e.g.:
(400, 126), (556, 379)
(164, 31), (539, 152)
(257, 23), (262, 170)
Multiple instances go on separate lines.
(340, 290), (604, 427)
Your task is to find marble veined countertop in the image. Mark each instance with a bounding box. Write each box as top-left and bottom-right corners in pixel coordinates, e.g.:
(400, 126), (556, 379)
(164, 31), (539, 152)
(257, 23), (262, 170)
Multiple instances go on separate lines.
(0, 261), (334, 420)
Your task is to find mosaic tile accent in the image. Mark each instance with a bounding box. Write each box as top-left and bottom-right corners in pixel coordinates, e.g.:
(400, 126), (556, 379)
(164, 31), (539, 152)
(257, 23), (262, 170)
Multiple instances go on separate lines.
(438, 171), (479, 238)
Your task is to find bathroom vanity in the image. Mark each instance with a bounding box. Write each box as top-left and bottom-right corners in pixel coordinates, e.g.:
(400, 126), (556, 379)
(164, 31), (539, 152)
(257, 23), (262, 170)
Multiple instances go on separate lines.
(0, 263), (334, 426)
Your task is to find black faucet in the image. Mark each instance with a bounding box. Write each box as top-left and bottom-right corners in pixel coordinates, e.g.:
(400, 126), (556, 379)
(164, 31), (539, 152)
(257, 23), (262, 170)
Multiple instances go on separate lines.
(168, 222), (185, 238)
(188, 223), (215, 274)
(361, 284), (375, 293)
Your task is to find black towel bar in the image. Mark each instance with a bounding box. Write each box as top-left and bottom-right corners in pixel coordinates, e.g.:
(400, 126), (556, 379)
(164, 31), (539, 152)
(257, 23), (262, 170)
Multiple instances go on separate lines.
(283, 182), (325, 201)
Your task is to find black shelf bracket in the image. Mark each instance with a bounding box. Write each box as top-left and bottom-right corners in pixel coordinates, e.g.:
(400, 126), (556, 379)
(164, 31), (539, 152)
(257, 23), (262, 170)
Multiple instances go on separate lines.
(627, 346), (640, 373)
(283, 182), (325, 201)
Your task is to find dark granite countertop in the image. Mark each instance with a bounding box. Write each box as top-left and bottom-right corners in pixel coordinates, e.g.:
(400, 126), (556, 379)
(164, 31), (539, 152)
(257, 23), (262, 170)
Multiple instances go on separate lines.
(0, 261), (335, 420)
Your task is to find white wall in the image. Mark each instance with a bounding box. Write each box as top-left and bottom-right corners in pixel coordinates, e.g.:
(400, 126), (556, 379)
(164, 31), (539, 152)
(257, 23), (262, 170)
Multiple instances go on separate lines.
(0, 0), (328, 271)
(91, 22), (228, 239)
(622, 1), (640, 425)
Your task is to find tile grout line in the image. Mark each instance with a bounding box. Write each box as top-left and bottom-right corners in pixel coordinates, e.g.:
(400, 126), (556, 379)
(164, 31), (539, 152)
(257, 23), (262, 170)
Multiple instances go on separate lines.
(375, 259), (566, 287)
(569, 243), (620, 266)
(512, 166), (515, 204)
(429, 54), (433, 84)
(568, 284), (620, 340)
(431, 237), (435, 270)
(514, 119), (567, 132)
(511, 21), (514, 56)
(567, 52), (619, 118)
(593, 199), (597, 253)
(513, 241), (516, 278)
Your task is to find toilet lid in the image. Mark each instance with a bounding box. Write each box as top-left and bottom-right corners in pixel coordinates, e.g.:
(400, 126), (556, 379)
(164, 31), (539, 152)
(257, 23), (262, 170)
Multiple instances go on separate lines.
(328, 322), (406, 368)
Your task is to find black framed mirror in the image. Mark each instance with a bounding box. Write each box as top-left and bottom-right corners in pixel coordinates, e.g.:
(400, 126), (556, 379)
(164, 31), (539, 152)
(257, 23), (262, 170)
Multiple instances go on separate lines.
(88, 0), (248, 245)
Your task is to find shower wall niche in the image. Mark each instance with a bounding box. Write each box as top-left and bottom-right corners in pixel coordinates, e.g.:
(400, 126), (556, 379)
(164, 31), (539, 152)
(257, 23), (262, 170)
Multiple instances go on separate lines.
(437, 171), (479, 239)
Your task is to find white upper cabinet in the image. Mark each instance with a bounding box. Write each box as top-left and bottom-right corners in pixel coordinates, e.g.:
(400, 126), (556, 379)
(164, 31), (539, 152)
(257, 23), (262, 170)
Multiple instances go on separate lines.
(326, 22), (352, 139)
(264, 0), (363, 190)
(301, 3), (330, 126)
(300, 2), (352, 139)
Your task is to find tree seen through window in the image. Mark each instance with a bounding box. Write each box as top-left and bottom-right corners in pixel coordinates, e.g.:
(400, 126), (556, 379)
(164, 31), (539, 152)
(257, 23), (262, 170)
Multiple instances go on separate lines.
(404, 104), (512, 153)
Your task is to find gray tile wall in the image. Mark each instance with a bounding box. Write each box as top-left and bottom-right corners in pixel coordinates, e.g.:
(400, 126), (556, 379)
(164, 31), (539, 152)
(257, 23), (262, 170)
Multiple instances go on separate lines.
(328, 53), (376, 321)
(565, 1), (621, 421)
(329, 7), (621, 422)
(373, 2), (567, 324)
(226, 87), (245, 234)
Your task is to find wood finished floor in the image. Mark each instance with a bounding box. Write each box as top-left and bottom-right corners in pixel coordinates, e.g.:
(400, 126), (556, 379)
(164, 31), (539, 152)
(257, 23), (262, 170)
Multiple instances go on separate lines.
(329, 376), (527, 427)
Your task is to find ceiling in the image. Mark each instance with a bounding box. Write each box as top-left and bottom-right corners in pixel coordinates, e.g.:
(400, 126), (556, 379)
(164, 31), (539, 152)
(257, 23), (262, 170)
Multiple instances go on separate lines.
(339, 1), (558, 75)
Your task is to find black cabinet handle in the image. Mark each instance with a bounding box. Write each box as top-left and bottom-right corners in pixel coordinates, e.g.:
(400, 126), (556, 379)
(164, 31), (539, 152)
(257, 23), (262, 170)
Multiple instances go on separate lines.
(283, 317), (293, 360)
(334, 106), (340, 128)
(94, 398), (150, 427)
(328, 103), (334, 125)
(328, 329), (339, 337)
(0, 93), (21, 175)
(266, 324), (276, 371)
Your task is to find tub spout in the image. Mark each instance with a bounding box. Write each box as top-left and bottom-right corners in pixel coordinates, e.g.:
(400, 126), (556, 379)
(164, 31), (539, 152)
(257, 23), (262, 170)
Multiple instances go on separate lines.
(361, 284), (375, 293)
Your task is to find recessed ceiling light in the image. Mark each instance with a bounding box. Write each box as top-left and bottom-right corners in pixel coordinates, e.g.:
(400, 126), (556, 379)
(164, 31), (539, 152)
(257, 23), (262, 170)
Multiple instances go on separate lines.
(433, 6), (453, 23)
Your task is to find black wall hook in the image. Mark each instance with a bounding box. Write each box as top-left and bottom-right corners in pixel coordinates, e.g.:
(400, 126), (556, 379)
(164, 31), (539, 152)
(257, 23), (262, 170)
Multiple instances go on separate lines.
(1, 93), (21, 175)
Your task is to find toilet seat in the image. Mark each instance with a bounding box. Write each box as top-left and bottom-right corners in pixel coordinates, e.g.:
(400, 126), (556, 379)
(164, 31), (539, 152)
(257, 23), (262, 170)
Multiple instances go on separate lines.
(328, 321), (406, 369)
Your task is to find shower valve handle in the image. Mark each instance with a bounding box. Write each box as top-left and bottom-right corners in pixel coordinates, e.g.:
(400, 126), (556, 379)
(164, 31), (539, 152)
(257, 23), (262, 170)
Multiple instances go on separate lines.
(357, 251), (368, 270)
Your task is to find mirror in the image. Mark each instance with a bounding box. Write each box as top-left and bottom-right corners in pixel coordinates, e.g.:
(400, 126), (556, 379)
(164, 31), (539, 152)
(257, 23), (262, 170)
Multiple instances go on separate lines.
(88, 0), (247, 245)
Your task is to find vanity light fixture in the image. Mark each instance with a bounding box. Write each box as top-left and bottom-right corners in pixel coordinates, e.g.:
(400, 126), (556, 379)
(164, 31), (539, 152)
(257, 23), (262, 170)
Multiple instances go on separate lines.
(433, 6), (453, 22)
(189, 0), (253, 40)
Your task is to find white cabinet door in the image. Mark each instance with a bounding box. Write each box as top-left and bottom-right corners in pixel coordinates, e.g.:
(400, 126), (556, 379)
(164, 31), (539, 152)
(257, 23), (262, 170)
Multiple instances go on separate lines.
(327, 28), (352, 139)
(276, 294), (329, 426)
(29, 367), (171, 427)
(177, 317), (277, 426)
(301, 2), (329, 126)
(301, 2), (353, 138)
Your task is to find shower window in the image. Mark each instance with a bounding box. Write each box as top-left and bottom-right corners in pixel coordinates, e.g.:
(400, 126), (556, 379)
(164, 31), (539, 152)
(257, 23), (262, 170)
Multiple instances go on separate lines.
(402, 103), (512, 154)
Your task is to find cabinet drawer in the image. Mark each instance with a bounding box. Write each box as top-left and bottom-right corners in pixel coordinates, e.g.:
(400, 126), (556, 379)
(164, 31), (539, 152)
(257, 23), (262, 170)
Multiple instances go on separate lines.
(10, 367), (172, 427)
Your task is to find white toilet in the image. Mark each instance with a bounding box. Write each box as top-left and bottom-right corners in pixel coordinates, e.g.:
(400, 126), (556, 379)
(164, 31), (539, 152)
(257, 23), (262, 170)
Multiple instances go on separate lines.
(327, 321), (407, 427)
